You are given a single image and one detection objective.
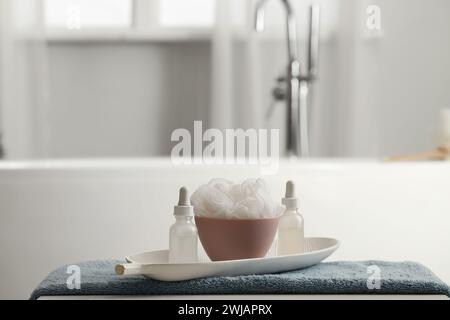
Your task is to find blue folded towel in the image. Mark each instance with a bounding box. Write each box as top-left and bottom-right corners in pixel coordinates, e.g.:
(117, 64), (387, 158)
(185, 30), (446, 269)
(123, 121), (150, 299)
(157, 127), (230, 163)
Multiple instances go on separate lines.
(30, 260), (449, 300)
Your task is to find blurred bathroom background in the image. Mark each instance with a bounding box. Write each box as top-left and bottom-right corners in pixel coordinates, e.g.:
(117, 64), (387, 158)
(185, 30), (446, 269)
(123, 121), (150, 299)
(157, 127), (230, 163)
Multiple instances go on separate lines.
(1, 0), (450, 160)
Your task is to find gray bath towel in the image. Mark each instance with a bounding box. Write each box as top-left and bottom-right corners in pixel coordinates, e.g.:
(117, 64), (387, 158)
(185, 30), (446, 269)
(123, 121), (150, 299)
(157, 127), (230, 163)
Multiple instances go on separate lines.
(30, 260), (449, 300)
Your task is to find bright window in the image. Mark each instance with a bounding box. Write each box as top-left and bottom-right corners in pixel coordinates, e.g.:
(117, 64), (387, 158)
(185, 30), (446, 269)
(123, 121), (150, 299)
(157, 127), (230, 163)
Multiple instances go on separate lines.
(44, 0), (218, 31)
(159, 0), (215, 27)
(45, 0), (133, 29)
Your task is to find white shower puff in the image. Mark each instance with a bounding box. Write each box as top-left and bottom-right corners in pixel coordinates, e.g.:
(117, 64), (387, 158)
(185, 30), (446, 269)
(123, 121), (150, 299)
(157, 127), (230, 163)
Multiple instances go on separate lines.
(191, 179), (282, 219)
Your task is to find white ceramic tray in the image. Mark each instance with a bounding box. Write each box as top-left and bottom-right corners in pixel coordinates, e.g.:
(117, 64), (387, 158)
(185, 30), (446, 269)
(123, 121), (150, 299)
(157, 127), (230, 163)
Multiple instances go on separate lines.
(119, 237), (340, 282)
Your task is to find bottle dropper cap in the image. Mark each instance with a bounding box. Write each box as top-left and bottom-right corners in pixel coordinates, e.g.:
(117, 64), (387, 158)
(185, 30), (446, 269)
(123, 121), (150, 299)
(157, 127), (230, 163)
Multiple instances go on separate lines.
(174, 187), (194, 216)
(282, 180), (298, 209)
(285, 181), (295, 198)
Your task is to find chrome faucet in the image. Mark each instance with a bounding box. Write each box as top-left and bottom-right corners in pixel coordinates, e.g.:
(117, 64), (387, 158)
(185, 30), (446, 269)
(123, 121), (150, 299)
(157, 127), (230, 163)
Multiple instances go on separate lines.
(255, 0), (320, 157)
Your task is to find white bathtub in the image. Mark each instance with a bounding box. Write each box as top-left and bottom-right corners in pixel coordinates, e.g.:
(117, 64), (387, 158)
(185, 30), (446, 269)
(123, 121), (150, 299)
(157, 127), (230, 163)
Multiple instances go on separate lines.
(1, 159), (449, 299)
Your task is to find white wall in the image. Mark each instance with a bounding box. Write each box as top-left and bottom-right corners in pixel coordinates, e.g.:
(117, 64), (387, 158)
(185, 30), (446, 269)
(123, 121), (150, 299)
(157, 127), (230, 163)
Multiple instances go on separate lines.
(335, 0), (450, 157)
(46, 42), (211, 157)
(45, 39), (341, 158)
(0, 0), (48, 159)
(37, 0), (450, 158)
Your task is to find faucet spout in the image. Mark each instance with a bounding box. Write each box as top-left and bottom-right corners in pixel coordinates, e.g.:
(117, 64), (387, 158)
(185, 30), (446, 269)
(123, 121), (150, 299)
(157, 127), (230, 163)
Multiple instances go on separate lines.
(254, 0), (298, 63)
(254, 0), (320, 157)
(254, 0), (268, 32)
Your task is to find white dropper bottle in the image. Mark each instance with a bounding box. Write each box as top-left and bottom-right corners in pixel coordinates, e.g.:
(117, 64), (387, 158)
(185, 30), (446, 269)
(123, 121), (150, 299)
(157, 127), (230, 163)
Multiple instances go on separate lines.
(169, 187), (198, 263)
(277, 181), (305, 256)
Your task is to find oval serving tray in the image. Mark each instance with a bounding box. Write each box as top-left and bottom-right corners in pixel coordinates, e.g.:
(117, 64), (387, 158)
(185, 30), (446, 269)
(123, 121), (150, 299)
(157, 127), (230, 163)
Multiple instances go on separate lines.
(123, 237), (340, 282)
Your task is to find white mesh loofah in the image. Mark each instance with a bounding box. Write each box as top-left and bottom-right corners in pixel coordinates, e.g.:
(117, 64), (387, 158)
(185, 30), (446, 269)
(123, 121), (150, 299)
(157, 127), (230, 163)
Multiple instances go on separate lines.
(191, 179), (282, 219)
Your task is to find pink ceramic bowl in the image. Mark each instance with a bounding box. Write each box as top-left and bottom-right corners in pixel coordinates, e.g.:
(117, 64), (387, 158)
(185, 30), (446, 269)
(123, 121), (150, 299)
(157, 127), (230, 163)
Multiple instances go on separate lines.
(195, 216), (280, 262)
